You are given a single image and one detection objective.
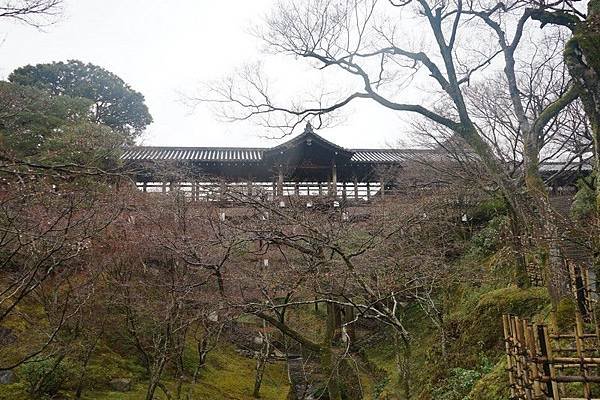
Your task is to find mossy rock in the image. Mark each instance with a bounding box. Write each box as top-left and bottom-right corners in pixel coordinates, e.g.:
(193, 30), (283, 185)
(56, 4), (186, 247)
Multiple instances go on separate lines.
(467, 359), (510, 400)
(458, 287), (550, 352)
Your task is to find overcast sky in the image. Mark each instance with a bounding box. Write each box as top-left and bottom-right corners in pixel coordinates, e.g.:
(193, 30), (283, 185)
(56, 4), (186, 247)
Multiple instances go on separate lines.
(0, 0), (412, 149)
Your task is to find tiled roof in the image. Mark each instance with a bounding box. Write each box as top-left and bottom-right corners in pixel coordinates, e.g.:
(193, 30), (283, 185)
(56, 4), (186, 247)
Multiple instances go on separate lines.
(121, 146), (424, 164)
(539, 160), (592, 172)
(121, 146), (592, 171)
(265, 122), (354, 158)
(350, 149), (435, 163)
(121, 147), (265, 162)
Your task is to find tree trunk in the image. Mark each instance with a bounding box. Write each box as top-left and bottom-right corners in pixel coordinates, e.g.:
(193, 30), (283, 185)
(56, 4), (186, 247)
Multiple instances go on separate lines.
(253, 333), (270, 398)
(564, 0), (600, 324)
(192, 338), (209, 384)
(145, 357), (167, 400)
(75, 331), (103, 400)
(507, 204), (530, 288)
(322, 302), (343, 400)
(565, 0), (600, 209)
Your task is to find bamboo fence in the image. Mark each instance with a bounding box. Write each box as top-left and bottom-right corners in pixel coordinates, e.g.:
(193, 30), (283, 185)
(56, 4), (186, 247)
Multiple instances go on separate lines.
(503, 313), (600, 399)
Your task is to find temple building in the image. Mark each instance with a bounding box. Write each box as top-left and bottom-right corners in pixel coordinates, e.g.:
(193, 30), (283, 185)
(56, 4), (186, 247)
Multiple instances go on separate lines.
(122, 124), (417, 201)
(122, 123), (589, 202)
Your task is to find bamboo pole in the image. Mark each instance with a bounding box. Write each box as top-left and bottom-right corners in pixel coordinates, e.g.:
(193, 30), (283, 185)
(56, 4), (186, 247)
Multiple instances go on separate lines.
(575, 313), (591, 399)
(503, 315), (518, 399)
(542, 325), (561, 399)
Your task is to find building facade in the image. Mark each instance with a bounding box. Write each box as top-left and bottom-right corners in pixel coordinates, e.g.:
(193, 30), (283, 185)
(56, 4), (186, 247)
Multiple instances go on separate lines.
(122, 123), (588, 202)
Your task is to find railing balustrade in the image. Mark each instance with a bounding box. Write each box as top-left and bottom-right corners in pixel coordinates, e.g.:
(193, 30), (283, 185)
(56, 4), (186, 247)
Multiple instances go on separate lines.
(135, 181), (386, 203)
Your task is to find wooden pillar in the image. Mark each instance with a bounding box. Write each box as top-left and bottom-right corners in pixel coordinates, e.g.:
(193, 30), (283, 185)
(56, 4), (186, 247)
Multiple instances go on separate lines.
(247, 181), (253, 197)
(277, 167), (284, 197)
(318, 182), (323, 196)
(366, 182), (371, 201)
(219, 181), (227, 201)
(142, 181), (147, 193)
(294, 181), (299, 196)
(342, 181), (347, 201)
(380, 177), (385, 198)
(330, 162), (337, 197)
(353, 177), (359, 201)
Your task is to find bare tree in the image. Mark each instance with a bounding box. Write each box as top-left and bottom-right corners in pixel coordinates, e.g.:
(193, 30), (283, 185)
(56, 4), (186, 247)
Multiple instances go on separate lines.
(0, 178), (127, 372)
(214, 178), (473, 399)
(195, 0), (588, 308)
(0, 0), (63, 27)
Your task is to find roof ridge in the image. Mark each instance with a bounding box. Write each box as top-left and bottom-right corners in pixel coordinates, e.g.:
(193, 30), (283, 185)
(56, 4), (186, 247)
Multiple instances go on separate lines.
(124, 145), (435, 152)
(128, 145), (269, 150)
(265, 123), (353, 156)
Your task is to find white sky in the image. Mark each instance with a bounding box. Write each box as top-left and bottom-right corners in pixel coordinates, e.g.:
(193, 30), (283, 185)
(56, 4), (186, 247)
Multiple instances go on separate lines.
(0, 0), (414, 149)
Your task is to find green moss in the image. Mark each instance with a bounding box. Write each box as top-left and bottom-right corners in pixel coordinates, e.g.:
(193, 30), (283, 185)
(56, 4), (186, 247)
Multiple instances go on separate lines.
(467, 359), (510, 400)
(577, 33), (600, 72)
(362, 284), (539, 400)
(0, 383), (29, 400)
(555, 297), (578, 332)
(590, 0), (600, 15)
(464, 287), (550, 351)
(432, 366), (486, 400)
(468, 197), (508, 224)
(571, 177), (596, 219)
(79, 351), (145, 392)
(1, 339), (288, 400)
(364, 304), (440, 399)
(78, 344), (289, 399)
(466, 216), (507, 259)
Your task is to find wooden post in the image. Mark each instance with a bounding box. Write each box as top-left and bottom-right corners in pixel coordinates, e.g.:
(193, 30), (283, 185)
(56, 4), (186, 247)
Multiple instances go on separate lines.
(162, 181), (167, 194)
(294, 181), (299, 196)
(503, 315), (517, 399)
(353, 177), (359, 201)
(342, 181), (347, 201)
(525, 322), (543, 398)
(142, 181), (148, 193)
(330, 162), (337, 197)
(318, 181), (323, 196)
(366, 182), (371, 201)
(575, 313), (591, 398)
(247, 181), (253, 197)
(539, 325), (560, 399)
(277, 167), (284, 197)
(380, 177), (385, 198)
(522, 322), (533, 398)
(512, 317), (525, 397)
(582, 266), (591, 318)
(219, 181), (227, 201)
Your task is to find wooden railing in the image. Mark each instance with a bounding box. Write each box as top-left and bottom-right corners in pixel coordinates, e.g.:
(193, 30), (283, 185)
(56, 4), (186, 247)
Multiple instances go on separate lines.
(135, 181), (386, 202)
